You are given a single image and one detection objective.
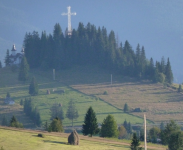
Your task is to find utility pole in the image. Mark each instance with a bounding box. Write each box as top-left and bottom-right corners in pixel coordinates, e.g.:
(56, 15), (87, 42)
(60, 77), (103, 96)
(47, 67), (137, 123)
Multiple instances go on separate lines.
(62, 6), (76, 36)
(53, 69), (55, 80)
(144, 114), (147, 150)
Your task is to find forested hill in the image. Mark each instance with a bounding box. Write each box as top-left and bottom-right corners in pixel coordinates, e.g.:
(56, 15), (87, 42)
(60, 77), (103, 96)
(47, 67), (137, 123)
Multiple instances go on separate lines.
(23, 22), (173, 84)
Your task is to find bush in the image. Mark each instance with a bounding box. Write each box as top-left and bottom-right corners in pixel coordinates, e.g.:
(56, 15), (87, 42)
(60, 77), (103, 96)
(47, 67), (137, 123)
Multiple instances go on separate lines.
(38, 133), (45, 138)
(103, 91), (108, 95)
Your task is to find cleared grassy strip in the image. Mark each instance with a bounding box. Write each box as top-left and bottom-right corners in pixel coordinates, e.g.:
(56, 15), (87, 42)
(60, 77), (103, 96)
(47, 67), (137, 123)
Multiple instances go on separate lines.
(0, 127), (128, 150)
(0, 127), (167, 150)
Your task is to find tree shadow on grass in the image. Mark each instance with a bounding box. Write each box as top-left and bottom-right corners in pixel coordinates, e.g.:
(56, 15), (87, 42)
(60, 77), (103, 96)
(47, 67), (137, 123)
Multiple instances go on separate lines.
(43, 140), (67, 145)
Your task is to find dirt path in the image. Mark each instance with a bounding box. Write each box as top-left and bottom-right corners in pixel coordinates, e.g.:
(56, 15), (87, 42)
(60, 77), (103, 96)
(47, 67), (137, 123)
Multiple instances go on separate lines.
(0, 126), (166, 150)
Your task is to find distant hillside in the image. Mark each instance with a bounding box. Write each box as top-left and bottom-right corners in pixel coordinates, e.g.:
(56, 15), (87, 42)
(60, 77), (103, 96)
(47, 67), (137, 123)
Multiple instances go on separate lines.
(51, 65), (183, 123)
(22, 22), (173, 85)
(0, 66), (146, 128)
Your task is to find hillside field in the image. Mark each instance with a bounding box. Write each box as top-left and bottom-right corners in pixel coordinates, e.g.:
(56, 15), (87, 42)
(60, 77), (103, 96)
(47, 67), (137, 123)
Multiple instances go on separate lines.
(0, 67), (144, 127)
(0, 127), (167, 150)
(0, 65), (183, 128)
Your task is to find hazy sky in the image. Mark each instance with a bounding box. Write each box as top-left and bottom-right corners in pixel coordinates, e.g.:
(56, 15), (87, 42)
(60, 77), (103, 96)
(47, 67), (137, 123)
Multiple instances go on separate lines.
(0, 0), (183, 82)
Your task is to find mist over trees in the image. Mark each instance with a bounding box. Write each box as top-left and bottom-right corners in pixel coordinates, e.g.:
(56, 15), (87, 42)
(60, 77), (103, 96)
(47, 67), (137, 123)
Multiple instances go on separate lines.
(23, 22), (173, 83)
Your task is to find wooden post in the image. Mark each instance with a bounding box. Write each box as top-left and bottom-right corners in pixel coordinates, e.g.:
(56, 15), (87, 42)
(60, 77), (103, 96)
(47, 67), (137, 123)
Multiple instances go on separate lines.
(144, 114), (147, 150)
(111, 74), (112, 85)
(53, 69), (55, 80)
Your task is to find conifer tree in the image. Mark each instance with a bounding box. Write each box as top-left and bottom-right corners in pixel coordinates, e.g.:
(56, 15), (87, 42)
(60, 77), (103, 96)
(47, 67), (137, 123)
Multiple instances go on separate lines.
(100, 114), (118, 137)
(10, 115), (17, 124)
(160, 56), (166, 74)
(124, 103), (129, 112)
(50, 103), (64, 120)
(66, 100), (79, 127)
(20, 99), (24, 105)
(4, 49), (11, 66)
(130, 133), (142, 150)
(123, 119), (128, 130)
(1, 115), (8, 126)
(44, 121), (48, 131)
(82, 106), (99, 137)
(6, 92), (10, 98)
(18, 56), (29, 81)
(9, 115), (23, 128)
(48, 117), (64, 132)
(148, 57), (155, 80)
(0, 61), (2, 68)
(178, 84), (182, 93)
(165, 58), (173, 84)
(128, 122), (132, 134)
(160, 122), (165, 130)
(29, 77), (39, 95)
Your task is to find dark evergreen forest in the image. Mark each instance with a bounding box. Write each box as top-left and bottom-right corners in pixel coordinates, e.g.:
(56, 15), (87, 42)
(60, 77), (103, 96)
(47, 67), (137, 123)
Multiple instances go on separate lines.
(23, 22), (173, 84)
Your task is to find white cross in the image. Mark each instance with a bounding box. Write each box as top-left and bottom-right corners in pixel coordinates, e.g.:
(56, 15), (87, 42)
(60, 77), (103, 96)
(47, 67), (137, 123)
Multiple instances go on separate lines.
(62, 6), (76, 36)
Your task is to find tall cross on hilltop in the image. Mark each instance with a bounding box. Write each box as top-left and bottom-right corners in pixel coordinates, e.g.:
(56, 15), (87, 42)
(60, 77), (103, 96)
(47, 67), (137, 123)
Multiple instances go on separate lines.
(62, 6), (76, 36)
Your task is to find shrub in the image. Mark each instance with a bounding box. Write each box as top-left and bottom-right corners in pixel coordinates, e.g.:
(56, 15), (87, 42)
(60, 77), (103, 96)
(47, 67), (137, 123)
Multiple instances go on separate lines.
(103, 91), (108, 95)
(38, 133), (45, 138)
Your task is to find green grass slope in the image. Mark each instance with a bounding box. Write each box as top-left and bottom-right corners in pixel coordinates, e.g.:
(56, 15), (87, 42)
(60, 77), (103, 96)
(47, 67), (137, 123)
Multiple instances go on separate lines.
(0, 127), (167, 150)
(0, 67), (144, 127)
(53, 66), (183, 123)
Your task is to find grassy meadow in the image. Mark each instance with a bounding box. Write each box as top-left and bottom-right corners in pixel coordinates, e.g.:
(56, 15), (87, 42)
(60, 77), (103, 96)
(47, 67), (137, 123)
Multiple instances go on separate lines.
(0, 65), (183, 128)
(52, 66), (183, 123)
(0, 128), (129, 150)
(0, 127), (167, 150)
(0, 66), (144, 128)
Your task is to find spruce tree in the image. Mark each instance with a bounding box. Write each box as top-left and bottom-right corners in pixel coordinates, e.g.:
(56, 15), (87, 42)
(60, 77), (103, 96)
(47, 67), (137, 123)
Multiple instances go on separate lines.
(66, 100), (79, 127)
(148, 57), (155, 80)
(29, 77), (39, 95)
(160, 56), (166, 74)
(168, 131), (183, 150)
(128, 122), (132, 134)
(50, 103), (64, 120)
(130, 133), (142, 150)
(82, 106), (99, 137)
(165, 58), (173, 84)
(124, 103), (129, 112)
(178, 84), (182, 93)
(0, 61), (2, 68)
(18, 56), (29, 81)
(4, 49), (11, 66)
(48, 117), (64, 132)
(9, 115), (23, 128)
(123, 119), (128, 130)
(100, 114), (118, 138)
(20, 99), (24, 105)
(10, 115), (17, 124)
(1, 115), (8, 126)
(6, 92), (10, 98)
(160, 122), (165, 130)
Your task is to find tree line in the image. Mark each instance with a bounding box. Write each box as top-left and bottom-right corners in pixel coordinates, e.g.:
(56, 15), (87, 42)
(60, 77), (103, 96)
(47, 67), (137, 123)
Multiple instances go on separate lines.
(23, 22), (173, 84)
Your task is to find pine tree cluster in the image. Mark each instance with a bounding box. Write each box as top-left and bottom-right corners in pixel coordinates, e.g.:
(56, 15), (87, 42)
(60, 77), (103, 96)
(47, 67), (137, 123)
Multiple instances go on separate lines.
(123, 120), (132, 134)
(23, 98), (41, 126)
(23, 22), (173, 83)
